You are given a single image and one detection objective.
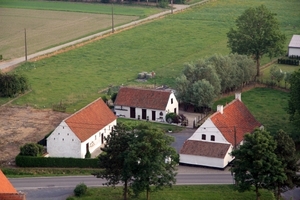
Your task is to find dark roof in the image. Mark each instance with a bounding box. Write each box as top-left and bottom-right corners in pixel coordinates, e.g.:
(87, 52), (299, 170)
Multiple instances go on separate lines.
(114, 87), (172, 110)
(65, 98), (116, 142)
(211, 99), (261, 145)
(180, 140), (231, 158)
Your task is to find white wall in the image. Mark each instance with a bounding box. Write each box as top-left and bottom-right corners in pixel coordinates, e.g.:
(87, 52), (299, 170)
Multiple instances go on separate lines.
(47, 120), (117, 158)
(80, 120), (117, 158)
(47, 121), (81, 158)
(189, 118), (229, 144)
(165, 92), (179, 115)
(180, 146), (234, 168)
(114, 105), (130, 118)
(180, 154), (225, 168)
(289, 48), (300, 56)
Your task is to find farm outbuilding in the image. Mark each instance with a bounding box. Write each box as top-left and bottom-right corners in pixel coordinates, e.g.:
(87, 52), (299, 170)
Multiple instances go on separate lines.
(288, 35), (300, 57)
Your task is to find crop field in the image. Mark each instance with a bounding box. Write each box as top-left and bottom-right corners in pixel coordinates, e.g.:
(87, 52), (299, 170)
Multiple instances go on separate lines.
(0, 8), (138, 59)
(0, 0), (165, 60)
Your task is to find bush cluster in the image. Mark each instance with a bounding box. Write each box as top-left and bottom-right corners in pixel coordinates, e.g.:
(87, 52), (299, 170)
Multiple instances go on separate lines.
(74, 183), (88, 197)
(288, 55), (300, 60)
(15, 156), (98, 168)
(20, 143), (44, 157)
(0, 73), (29, 97)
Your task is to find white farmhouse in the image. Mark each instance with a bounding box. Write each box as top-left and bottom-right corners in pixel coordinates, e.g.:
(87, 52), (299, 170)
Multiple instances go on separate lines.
(47, 98), (117, 158)
(180, 93), (262, 169)
(288, 35), (300, 57)
(114, 87), (178, 122)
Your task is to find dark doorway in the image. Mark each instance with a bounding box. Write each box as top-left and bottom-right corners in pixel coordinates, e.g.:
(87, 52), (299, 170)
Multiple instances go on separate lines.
(174, 108), (177, 114)
(86, 143), (89, 154)
(152, 111), (156, 121)
(142, 109), (147, 120)
(130, 107), (136, 118)
(101, 133), (104, 144)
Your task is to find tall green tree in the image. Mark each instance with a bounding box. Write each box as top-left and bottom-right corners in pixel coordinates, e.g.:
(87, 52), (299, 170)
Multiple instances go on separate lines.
(227, 5), (286, 77)
(288, 69), (300, 130)
(175, 59), (220, 109)
(93, 123), (134, 200)
(129, 123), (178, 200)
(94, 122), (178, 200)
(273, 129), (300, 200)
(231, 129), (286, 200)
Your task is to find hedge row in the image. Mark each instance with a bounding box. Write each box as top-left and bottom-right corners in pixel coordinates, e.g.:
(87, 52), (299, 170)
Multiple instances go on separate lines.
(16, 155), (99, 168)
(289, 55), (300, 60)
(278, 59), (300, 66)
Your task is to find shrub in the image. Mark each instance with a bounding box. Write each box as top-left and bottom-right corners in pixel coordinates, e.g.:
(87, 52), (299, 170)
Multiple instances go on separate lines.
(0, 73), (29, 97)
(166, 112), (176, 123)
(20, 143), (44, 157)
(74, 183), (87, 197)
(158, 0), (168, 8)
(85, 150), (91, 158)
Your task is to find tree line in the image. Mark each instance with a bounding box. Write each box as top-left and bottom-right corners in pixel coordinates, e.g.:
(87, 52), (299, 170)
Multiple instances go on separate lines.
(175, 54), (256, 110)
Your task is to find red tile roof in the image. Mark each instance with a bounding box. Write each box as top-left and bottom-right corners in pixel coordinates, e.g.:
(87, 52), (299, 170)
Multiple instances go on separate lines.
(0, 170), (17, 193)
(65, 98), (116, 142)
(211, 99), (261, 145)
(180, 140), (231, 158)
(114, 87), (172, 110)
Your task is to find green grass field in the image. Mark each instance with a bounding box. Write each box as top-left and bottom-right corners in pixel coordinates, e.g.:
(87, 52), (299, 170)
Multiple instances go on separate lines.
(2, 0), (300, 112)
(68, 185), (274, 200)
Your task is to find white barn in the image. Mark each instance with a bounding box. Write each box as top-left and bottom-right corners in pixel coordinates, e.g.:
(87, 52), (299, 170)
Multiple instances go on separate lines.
(180, 93), (262, 169)
(288, 35), (300, 57)
(47, 98), (117, 158)
(114, 87), (178, 122)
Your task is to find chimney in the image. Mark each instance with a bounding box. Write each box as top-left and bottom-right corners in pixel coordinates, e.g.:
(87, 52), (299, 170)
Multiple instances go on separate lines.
(217, 105), (223, 114)
(235, 93), (241, 101)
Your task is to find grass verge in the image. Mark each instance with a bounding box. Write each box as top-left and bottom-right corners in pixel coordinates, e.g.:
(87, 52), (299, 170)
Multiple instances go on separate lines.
(67, 185), (274, 200)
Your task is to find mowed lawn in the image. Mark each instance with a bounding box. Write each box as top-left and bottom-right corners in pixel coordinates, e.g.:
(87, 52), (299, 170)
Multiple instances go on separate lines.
(69, 185), (274, 200)
(3, 0), (300, 111)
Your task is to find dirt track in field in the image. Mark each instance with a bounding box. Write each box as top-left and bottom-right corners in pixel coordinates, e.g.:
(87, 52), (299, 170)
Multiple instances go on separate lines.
(0, 106), (70, 167)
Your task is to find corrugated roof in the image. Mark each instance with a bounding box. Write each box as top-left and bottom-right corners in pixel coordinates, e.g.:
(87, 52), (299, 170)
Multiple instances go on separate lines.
(114, 87), (172, 110)
(211, 99), (261, 145)
(65, 98), (116, 142)
(180, 140), (230, 158)
(0, 170), (17, 193)
(289, 35), (300, 48)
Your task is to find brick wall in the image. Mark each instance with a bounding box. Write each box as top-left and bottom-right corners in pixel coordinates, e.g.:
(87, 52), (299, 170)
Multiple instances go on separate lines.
(0, 193), (26, 200)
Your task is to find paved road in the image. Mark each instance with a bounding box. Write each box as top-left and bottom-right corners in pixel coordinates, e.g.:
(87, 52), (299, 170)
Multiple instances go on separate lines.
(10, 172), (233, 200)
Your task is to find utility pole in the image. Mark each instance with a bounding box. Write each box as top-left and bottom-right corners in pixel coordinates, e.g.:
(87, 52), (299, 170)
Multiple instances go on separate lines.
(171, 0), (173, 14)
(24, 28), (27, 61)
(111, 2), (115, 33)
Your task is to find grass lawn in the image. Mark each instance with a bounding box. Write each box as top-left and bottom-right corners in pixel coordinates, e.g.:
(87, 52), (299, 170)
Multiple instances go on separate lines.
(68, 185), (274, 200)
(213, 87), (298, 138)
(2, 0), (300, 111)
(117, 117), (185, 133)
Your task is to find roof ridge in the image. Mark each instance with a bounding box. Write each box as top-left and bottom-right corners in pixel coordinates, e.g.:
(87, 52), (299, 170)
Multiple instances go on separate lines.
(64, 97), (103, 121)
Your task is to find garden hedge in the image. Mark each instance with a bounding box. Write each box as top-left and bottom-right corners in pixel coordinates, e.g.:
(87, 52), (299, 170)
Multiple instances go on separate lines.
(15, 155), (99, 168)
